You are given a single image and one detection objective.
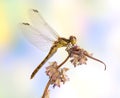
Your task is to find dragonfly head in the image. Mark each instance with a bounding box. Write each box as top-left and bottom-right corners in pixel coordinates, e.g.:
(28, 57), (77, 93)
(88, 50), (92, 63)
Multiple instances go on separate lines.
(69, 36), (77, 45)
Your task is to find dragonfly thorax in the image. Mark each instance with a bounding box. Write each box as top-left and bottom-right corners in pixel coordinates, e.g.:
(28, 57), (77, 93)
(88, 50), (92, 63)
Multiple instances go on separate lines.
(54, 37), (69, 48)
(54, 36), (76, 48)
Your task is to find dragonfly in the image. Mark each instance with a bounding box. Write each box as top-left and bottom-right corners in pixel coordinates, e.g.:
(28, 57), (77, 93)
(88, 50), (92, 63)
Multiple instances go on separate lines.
(21, 9), (106, 79)
(21, 9), (77, 79)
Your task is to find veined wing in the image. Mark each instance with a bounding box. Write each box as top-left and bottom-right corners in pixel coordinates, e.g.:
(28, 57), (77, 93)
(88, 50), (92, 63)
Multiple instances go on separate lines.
(20, 9), (60, 51)
(28, 9), (60, 41)
(20, 23), (54, 51)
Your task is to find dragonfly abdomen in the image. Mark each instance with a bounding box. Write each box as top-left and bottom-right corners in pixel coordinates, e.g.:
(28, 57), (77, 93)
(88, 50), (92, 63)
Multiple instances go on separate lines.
(30, 45), (58, 79)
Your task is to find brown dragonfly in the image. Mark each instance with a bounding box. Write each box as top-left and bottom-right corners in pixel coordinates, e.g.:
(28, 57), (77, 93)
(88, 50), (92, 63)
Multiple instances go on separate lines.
(20, 9), (106, 79)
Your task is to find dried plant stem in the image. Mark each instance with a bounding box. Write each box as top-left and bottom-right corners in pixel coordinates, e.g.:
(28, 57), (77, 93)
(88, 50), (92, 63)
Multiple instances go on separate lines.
(42, 79), (51, 98)
(57, 55), (70, 69)
(84, 52), (106, 70)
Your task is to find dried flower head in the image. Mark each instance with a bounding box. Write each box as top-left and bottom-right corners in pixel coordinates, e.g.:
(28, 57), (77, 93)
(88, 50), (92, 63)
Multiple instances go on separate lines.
(66, 45), (106, 70)
(46, 62), (69, 88)
(66, 45), (90, 67)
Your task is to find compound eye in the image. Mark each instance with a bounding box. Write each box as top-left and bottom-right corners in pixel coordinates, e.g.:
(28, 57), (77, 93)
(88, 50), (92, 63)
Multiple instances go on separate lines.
(70, 36), (76, 45)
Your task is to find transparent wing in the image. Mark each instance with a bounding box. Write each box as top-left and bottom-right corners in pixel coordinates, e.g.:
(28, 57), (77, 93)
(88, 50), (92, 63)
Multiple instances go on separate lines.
(28, 9), (60, 41)
(20, 23), (54, 51)
(20, 9), (60, 51)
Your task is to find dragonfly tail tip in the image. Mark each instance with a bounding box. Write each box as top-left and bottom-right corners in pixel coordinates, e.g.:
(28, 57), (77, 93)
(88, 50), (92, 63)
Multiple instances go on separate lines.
(30, 75), (33, 79)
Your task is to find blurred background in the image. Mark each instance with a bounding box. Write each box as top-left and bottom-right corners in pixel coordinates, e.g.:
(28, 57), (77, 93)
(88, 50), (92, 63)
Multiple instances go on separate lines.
(0, 0), (120, 98)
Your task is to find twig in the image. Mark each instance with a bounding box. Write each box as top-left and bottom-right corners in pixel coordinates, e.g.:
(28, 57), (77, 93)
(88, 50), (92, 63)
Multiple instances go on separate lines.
(42, 79), (51, 98)
(57, 54), (70, 69)
(84, 52), (106, 70)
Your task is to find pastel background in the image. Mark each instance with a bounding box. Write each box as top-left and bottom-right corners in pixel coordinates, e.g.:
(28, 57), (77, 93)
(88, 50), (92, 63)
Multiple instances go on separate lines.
(0, 0), (120, 98)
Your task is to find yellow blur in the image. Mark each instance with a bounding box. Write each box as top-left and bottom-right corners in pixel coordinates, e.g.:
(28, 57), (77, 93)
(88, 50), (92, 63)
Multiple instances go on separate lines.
(0, 4), (12, 46)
